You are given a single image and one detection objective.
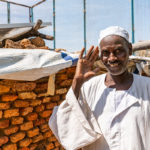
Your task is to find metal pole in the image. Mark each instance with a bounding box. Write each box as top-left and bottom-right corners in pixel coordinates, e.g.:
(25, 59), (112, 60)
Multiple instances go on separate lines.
(53, 0), (56, 50)
(7, 2), (10, 23)
(83, 0), (86, 53)
(29, 8), (31, 23)
(29, 7), (34, 23)
(131, 0), (135, 43)
(31, 8), (34, 23)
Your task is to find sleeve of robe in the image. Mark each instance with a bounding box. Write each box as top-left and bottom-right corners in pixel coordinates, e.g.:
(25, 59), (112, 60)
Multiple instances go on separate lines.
(48, 87), (102, 150)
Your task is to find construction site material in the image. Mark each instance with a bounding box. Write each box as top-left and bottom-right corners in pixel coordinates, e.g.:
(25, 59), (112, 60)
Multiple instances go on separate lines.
(0, 20), (53, 48)
(132, 40), (150, 51)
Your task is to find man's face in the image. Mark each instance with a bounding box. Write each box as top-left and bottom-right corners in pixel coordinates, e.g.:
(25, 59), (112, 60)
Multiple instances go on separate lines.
(100, 35), (132, 76)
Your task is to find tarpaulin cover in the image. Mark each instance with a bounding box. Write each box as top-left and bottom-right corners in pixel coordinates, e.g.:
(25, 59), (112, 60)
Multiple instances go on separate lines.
(0, 48), (78, 81)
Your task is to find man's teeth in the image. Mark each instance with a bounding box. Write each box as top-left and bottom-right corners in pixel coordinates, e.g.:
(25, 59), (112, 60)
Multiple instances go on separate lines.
(110, 63), (118, 67)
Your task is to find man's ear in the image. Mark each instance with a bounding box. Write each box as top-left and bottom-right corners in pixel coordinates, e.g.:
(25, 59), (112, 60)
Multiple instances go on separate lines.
(128, 43), (132, 55)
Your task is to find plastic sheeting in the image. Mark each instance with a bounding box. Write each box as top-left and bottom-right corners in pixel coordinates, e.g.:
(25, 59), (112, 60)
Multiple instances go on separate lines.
(0, 48), (78, 81)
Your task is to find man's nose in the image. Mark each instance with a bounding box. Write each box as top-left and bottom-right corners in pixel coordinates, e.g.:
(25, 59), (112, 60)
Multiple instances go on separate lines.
(108, 53), (117, 61)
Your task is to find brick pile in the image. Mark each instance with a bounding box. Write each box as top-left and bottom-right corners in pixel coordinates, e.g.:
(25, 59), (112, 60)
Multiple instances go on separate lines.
(3, 37), (49, 50)
(0, 66), (76, 150)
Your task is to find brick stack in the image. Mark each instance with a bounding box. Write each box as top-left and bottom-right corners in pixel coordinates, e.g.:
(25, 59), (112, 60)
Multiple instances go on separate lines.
(0, 66), (76, 150)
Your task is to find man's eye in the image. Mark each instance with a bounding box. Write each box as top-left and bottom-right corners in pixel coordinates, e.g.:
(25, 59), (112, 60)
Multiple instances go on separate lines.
(102, 51), (109, 56)
(115, 49), (123, 55)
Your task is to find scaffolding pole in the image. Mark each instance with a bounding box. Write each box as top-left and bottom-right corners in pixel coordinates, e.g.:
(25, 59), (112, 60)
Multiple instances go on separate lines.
(131, 0), (135, 43)
(7, 2), (10, 23)
(29, 7), (34, 23)
(83, 0), (86, 53)
(53, 0), (56, 50)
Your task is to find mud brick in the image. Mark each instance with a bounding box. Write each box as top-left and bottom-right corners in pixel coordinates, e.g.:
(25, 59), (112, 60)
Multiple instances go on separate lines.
(40, 110), (52, 118)
(0, 80), (17, 87)
(20, 107), (33, 116)
(27, 128), (39, 137)
(45, 143), (54, 150)
(59, 79), (72, 87)
(45, 117), (50, 122)
(67, 67), (76, 73)
(42, 97), (51, 103)
(30, 100), (41, 106)
(67, 68), (75, 77)
(37, 93), (49, 97)
(32, 134), (43, 143)
(0, 111), (2, 118)
(0, 120), (9, 128)
(13, 82), (36, 92)
(20, 121), (33, 131)
(53, 148), (59, 150)
(29, 143), (37, 150)
(26, 113), (38, 121)
(40, 123), (49, 133)
(0, 84), (10, 95)
(10, 132), (25, 143)
(1, 94), (18, 102)
(43, 130), (53, 139)
(61, 94), (66, 100)
(18, 92), (37, 100)
(48, 136), (57, 142)
(0, 102), (10, 110)
(12, 117), (24, 125)
(46, 103), (57, 110)
(57, 101), (63, 105)
(35, 82), (48, 91)
(51, 95), (60, 101)
(30, 37), (45, 47)
(35, 76), (49, 83)
(35, 104), (45, 112)
(2, 143), (17, 150)
(34, 119), (45, 126)
(0, 136), (8, 146)
(4, 109), (19, 118)
(14, 100), (29, 107)
(56, 88), (67, 95)
(55, 141), (60, 147)
(4, 126), (19, 135)
(19, 138), (32, 147)
(19, 148), (30, 150)
(56, 74), (68, 80)
(57, 68), (67, 74)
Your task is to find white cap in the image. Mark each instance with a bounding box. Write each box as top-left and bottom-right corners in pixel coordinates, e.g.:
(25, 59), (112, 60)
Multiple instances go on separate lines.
(98, 26), (129, 44)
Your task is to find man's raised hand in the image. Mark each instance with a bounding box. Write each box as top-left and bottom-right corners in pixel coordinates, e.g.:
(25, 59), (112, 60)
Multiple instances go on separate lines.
(72, 46), (100, 98)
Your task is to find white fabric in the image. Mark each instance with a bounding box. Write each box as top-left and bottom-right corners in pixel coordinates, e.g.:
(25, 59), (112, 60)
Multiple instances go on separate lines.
(49, 73), (150, 150)
(0, 48), (78, 81)
(98, 26), (129, 44)
(114, 90), (127, 110)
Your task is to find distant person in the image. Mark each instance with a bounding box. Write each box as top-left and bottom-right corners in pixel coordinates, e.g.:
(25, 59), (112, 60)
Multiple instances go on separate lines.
(49, 26), (150, 150)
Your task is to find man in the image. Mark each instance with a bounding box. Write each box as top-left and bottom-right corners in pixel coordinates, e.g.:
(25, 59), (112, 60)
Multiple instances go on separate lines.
(49, 26), (150, 150)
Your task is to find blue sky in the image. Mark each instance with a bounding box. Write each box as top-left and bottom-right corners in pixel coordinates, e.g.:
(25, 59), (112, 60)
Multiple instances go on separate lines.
(0, 0), (150, 52)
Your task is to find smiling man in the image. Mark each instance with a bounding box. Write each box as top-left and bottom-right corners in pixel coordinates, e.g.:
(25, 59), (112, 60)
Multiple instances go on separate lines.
(49, 26), (150, 150)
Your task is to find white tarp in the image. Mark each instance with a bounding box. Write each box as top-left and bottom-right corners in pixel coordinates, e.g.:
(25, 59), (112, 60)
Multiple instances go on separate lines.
(0, 48), (79, 81)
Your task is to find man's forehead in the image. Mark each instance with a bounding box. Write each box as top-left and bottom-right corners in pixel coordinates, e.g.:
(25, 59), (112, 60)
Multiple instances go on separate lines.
(100, 35), (127, 46)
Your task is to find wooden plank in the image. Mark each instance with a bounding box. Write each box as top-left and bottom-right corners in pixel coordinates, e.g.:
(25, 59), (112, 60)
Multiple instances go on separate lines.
(0, 0), (30, 8)
(0, 22), (52, 29)
(32, 0), (46, 8)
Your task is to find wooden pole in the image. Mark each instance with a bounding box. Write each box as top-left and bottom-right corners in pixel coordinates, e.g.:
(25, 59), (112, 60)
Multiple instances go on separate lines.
(83, 0), (86, 53)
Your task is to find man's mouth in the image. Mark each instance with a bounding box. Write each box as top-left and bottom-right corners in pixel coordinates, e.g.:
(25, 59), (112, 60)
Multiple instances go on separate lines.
(109, 63), (119, 67)
(107, 61), (121, 67)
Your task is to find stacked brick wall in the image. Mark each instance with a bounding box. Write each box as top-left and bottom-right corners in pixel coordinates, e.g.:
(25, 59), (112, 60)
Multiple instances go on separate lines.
(0, 66), (76, 150)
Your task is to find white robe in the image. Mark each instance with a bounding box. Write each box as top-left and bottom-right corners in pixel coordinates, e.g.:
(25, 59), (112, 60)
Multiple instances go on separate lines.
(49, 74), (150, 150)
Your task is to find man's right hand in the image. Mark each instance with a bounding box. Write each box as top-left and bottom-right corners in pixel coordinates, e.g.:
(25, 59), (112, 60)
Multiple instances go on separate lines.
(72, 46), (100, 98)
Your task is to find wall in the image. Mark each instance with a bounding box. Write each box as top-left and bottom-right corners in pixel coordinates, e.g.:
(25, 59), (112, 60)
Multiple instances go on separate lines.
(0, 66), (76, 150)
